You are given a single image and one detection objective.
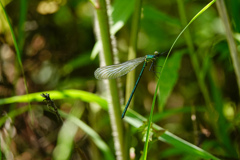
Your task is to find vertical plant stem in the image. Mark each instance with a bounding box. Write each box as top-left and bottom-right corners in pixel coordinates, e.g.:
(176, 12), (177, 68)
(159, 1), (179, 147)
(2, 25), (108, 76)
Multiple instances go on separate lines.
(215, 0), (240, 94)
(177, 0), (202, 144)
(0, 2), (23, 75)
(18, 0), (28, 53)
(95, 0), (125, 159)
(177, 0), (237, 156)
(125, 0), (143, 158)
(125, 0), (143, 108)
(142, 1), (216, 159)
(0, 1), (31, 109)
(177, 0), (213, 112)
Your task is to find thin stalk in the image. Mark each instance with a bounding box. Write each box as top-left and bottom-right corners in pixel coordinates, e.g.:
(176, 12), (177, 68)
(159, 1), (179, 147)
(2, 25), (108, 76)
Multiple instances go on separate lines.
(95, 0), (125, 159)
(178, 1), (237, 156)
(0, 1), (31, 109)
(216, 0), (240, 94)
(18, 0), (28, 53)
(125, 0), (143, 110)
(142, 1), (216, 159)
(125, 0), (143, 158)
(177, 0), (213, 112)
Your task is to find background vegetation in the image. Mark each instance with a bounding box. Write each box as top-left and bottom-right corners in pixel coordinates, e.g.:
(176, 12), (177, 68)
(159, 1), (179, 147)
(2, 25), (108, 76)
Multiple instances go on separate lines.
(0, 0), (239, 159)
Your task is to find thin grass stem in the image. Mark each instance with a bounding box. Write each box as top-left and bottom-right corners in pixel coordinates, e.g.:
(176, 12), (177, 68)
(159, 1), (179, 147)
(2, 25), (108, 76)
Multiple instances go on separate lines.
(0, 1), (31, 111)
(142, 1), (216, 159)
(124, 0), (143, 157)
(216, 0), (240, 94)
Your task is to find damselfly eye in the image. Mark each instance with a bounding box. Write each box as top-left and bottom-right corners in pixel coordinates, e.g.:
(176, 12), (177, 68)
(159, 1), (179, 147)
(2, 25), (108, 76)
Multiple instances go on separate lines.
(154, 51), (159, 56)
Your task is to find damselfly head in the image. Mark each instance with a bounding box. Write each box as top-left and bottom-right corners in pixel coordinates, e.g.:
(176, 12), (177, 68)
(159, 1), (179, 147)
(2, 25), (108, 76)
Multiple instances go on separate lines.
(155, 51), (168, 57)
(154, 51), (160, 57)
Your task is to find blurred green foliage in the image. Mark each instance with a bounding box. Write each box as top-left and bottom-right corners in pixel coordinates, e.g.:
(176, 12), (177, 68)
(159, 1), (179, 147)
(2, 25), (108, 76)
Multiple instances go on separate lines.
(0, 0), (239, 159)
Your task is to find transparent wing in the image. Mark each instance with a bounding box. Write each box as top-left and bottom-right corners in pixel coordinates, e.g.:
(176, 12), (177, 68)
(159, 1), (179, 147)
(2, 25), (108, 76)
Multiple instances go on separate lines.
(94, 57), (145, 79)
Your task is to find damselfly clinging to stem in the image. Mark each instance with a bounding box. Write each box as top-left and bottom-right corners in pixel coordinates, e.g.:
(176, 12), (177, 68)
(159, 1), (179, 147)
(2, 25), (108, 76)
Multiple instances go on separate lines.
(94, 51), (165, 118)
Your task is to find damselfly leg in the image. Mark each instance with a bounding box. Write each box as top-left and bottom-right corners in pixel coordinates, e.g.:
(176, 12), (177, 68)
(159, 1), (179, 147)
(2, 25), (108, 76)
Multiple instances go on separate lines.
(149, 61), (162, 79)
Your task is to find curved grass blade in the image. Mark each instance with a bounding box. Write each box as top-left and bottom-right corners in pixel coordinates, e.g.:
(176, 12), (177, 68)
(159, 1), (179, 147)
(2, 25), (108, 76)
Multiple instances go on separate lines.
(58, 111), (115, 160)
(0, 90), (108, 110)
(94, 57), (145, 79)
(0, 1), (31, 110)
(124, 110), (220, 160)
(142, 0), (217, 159)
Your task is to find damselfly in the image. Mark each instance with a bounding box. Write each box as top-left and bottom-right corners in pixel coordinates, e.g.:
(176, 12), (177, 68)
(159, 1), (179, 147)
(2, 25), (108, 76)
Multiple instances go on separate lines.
(94, 51), (164, 118)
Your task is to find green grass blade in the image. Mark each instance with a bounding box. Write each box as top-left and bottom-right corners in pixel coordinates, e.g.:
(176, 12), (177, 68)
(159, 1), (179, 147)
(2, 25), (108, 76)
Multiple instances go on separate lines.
(17, 0), (28, 52)
(57, 111), (115, 160)
(0, 90), (108, 110)
(0, 1), (31, 109)
(0, 89), (219, 159)
(142, 0), (217, 159)
(124, 111), (220, 160)
(0, 1), (23, 80)
(216, 0), (240, 93)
